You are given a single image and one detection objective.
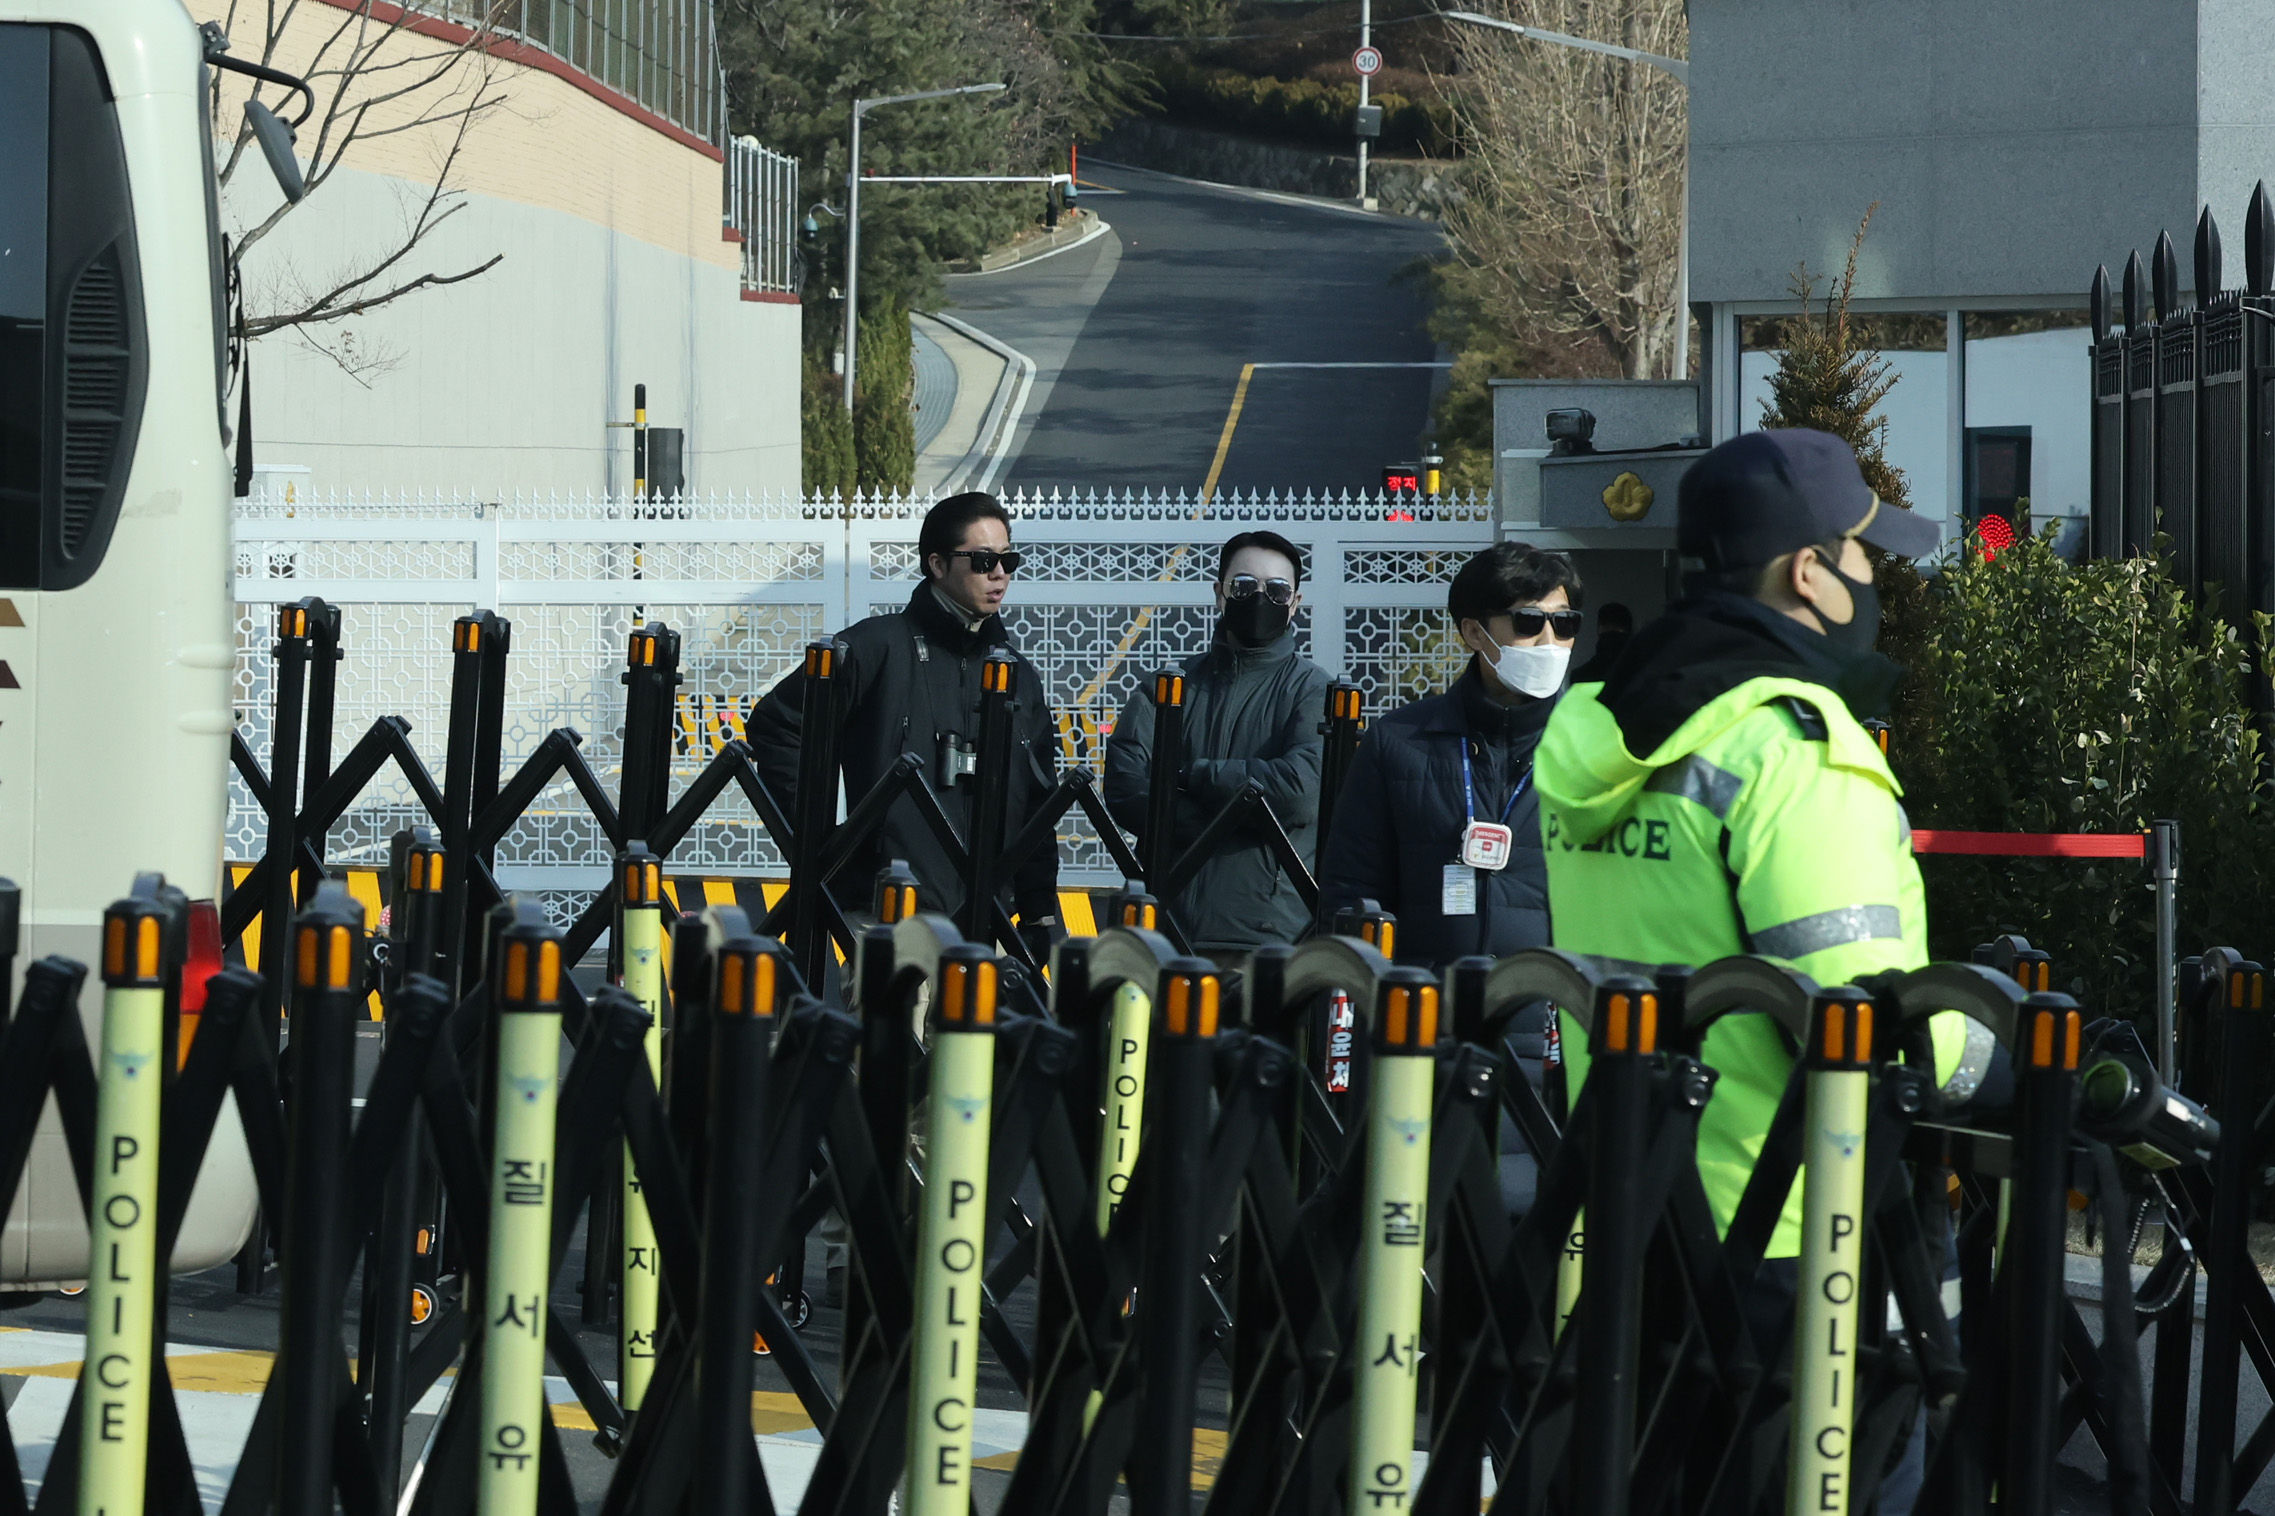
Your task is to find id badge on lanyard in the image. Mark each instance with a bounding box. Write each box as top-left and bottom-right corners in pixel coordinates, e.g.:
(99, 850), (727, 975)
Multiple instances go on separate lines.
(1459, 738), (1526, 872)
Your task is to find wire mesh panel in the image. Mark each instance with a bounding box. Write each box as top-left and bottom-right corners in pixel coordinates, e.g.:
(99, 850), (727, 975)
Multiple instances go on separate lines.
(231, 489), (1493, 887)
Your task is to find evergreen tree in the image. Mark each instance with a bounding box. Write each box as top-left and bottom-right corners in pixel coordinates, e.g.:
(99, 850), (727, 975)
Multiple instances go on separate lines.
(1757, 205), (1938, 760)
(1757, 205), (1910, 509)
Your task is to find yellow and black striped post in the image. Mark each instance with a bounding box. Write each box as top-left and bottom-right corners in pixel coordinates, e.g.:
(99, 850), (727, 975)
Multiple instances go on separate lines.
(79, 891), (173, 1516)
(616, 847), (666, 1413)
(1347, 968), (1440, 1516)
(632, 382), (648, 498)
(905, 946), (1002, 1516)
(1789, 990), (1876, 1516)
(477, 907), (566, 1516)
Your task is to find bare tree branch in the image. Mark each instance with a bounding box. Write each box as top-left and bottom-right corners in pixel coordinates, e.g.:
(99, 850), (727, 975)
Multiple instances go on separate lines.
(210, 0), (511, 373)
(1437, 0), (1686, 380)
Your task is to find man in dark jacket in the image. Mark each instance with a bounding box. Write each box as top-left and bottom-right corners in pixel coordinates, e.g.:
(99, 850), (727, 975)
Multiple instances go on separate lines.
(745, 491), (1063, 956)
(1104, 531), (1334, 958)
(1319, 542), (1582, 968)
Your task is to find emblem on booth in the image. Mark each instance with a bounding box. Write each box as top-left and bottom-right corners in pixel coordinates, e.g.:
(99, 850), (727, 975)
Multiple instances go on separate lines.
(1602, 471), (1655, 522)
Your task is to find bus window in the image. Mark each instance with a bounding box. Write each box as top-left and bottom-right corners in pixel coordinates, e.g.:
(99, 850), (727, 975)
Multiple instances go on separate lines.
(0, 23), (148, 593)
(0, 25), (46, 586)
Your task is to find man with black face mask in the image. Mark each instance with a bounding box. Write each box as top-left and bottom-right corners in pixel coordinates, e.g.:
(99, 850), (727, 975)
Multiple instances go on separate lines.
(1105, 531), (1333, 963)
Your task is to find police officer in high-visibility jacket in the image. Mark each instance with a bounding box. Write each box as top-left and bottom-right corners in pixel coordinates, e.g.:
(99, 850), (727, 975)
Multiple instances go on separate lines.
(1537, 427), (1987, 1250)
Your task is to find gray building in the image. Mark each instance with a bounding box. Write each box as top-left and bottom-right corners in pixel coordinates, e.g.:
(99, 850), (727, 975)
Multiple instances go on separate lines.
(1685, 0), (2275, 542)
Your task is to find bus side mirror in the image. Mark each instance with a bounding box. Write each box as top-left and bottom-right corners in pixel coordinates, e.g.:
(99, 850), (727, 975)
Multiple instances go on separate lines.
(244, 101), (305, 204)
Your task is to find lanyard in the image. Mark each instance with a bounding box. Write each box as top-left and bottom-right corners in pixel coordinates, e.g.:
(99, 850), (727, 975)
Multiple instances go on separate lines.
(1461, 737), (1529, 828)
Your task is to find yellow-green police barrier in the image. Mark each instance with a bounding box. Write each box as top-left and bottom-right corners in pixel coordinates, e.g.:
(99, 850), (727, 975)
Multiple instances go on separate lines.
(1789, 990), (1875, 1516)
(615, 846), (665, 1414)
(1347, 969), (1440, 1516)
(79, 893), (171, 1516)
(477, 908), (565, 1516)
(905, 945), (1002, 1516)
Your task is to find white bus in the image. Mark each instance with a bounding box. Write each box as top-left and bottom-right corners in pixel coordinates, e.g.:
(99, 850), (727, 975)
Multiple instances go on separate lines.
(1, 0), (304, 1283)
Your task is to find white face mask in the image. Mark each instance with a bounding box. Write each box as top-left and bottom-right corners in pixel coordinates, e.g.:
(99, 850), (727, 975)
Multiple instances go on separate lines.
(1487, 640), (1570, 699)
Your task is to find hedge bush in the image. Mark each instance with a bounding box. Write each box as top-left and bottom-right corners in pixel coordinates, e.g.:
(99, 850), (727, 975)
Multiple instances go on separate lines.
(1894, 529), (2274, 1015)
(1142, 59), (1457, 158)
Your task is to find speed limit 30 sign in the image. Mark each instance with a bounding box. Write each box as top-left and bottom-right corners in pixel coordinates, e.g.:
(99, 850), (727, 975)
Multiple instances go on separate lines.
(1353, 45), (1383, 76)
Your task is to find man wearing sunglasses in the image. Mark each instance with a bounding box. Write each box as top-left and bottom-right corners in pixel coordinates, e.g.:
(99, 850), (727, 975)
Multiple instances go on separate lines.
(1104, 531), (1333, 964)
(746, 489), (1063, 960)
(1319, 541), (1583, 968)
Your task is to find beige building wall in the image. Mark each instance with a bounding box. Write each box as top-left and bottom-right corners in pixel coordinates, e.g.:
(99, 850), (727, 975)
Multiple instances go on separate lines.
(194, 0), (798, 494)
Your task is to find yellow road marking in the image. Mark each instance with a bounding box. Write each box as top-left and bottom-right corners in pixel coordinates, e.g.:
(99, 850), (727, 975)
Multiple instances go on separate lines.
(1200, 365), (1255, 505)
(1070, 364), (1257, 722)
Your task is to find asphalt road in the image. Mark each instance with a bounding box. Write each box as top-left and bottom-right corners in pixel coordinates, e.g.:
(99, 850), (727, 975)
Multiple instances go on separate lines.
(945, 163), (1448, 496)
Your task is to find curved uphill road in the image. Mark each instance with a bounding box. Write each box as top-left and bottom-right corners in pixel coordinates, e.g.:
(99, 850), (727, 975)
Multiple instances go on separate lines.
(946, 163), (1447, 496)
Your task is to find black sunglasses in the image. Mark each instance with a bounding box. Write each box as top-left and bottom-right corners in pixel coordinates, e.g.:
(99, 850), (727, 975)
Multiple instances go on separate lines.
(1225, 574), (1296, 606)
(1505, 607), (1584, 640)
(947, 549), (1024, 575)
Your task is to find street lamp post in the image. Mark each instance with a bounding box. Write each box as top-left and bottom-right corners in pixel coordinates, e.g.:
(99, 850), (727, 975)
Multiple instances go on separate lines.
(1439, 10), (1690, 379)
(842, 82), (1007, 417)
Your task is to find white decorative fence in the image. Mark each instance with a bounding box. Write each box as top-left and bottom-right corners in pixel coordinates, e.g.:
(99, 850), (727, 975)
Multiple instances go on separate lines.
(231, 490), (1496, 891)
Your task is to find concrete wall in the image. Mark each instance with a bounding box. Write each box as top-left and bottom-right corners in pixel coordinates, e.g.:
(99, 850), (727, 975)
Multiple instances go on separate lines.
(1690, 0), (2216, 306)
(196, 0), (800, 494)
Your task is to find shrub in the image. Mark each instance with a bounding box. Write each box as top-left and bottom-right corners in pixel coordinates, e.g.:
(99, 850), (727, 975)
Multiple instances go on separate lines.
(1141, 59), (1458, 157)
(1895, 529), (2274, 1015)
(852, 302), (916, 494)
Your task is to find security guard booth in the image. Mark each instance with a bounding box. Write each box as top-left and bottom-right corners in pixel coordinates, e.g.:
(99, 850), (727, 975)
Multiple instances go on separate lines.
(1490, 378), (1707, 673)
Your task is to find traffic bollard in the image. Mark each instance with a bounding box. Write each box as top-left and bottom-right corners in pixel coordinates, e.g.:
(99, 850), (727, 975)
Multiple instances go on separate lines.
(961, 653), (1019, 948)
(789, 640), (843, 985)
(905, 944), (1003, 1516)
(1314, 683), (1364, 931)
(2194, 959), (2265, 1516)
(477, 905), (566, 1516)
(275, 885), (365, 1516)
(1788, 989), (1875, 1516)
(257, 604), (316, 1055)
(1573, 974), (1659, 1516)
(78, 890), (174, 1516)
(1142, 670), (1188, 889)
(693, 921), (780, 1516)
(616, 846), (666, 1414)
(1347, 967), (1439, 1516)
(2006, 992), (2083, 1516)
(1131, 960), (1221, 1516)
(439, 613), (496, 998)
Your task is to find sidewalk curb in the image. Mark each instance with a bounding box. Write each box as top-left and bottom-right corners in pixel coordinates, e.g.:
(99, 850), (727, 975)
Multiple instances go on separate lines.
(923, 311), (1036, 496)
(950, 215), (1111, 277)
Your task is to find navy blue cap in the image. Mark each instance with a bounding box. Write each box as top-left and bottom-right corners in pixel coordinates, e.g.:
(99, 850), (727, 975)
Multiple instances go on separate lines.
(1676, 428), (1939, 572)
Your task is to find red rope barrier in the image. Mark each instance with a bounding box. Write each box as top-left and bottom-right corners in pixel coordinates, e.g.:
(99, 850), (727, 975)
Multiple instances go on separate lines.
(1910, 829), (2148, 860)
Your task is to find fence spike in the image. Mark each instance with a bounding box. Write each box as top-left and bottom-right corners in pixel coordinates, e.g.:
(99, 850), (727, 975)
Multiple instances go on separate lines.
(2249, 183), (2274, 299)
(2197, 207), (2224, 303)
(2123, 250), (2147, 329)
(2152, 230), (2179, 320)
